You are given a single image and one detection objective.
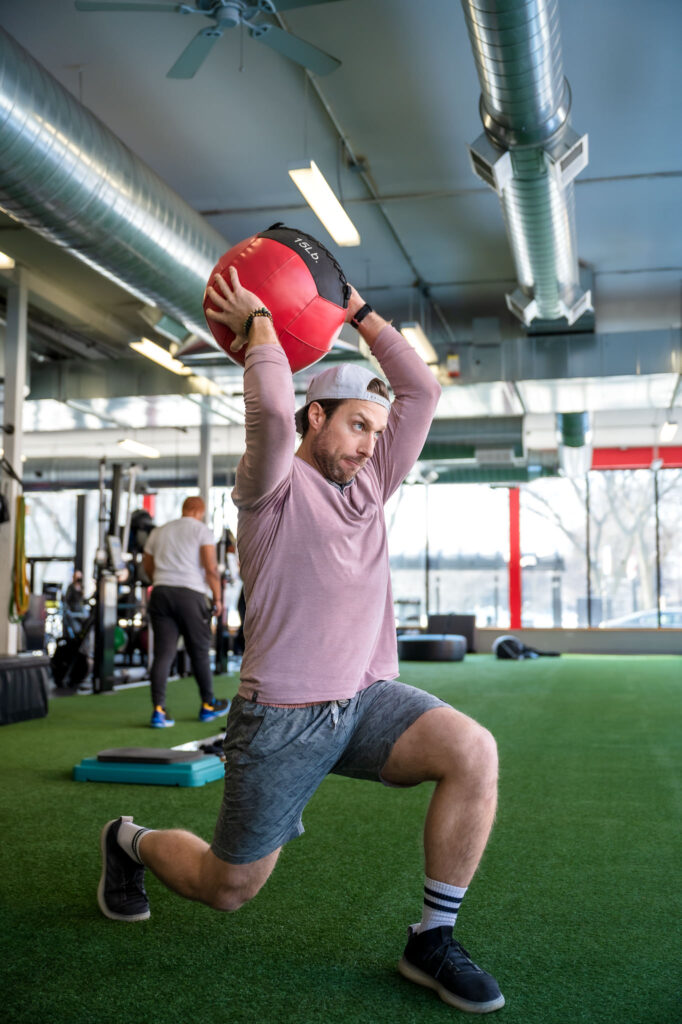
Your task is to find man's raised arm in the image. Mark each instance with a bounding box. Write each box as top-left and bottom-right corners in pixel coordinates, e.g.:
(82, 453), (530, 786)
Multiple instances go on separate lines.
(205, 268), (296, 507)
(344, 284), (441, 499)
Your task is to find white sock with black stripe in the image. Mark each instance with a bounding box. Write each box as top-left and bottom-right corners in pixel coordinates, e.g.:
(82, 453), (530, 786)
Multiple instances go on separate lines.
(117, 819), (153, 866)
(417, 876), (468, 933)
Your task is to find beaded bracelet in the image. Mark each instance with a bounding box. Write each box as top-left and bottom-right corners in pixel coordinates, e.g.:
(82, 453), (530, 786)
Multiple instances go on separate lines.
(243, 307), (273, 336)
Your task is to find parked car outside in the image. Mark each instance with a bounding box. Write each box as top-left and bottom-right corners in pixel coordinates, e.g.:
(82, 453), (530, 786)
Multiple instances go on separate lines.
(599, 608), (682, 628)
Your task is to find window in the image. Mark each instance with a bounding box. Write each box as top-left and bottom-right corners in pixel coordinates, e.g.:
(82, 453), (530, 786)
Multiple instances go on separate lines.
(521, 477), (587, 626)
(388, 483), (509, 626)
(657, 468), (682, 620)
(587, 470), (656, 625)
(25, 492), (77, 594)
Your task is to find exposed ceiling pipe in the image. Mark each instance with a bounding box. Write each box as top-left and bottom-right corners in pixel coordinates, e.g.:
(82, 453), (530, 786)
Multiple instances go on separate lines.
(20, 452), (559, 491)
(0, 27), (227, 342)
(21, 459), (239, 493)
(430, 463), (557, 484)
(461, 0), (592, 327)
(556, 410), (592, 475)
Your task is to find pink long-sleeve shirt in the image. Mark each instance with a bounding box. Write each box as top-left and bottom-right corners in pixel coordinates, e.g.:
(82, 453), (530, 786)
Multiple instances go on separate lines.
(232, 324), (441, 703)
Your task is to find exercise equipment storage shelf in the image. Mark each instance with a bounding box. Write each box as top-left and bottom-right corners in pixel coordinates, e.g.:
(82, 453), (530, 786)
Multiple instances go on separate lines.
(73, 748), (224, 787)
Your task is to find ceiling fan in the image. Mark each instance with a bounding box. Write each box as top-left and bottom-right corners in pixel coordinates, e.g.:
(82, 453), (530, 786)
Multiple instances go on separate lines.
(74, 0), (344, 78)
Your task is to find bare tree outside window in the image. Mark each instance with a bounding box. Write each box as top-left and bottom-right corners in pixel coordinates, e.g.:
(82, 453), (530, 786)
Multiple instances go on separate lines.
(522, 469), (682, 626)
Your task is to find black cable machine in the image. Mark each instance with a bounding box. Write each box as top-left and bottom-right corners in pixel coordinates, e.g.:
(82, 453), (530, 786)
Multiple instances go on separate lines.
(50, 460), (146, 692)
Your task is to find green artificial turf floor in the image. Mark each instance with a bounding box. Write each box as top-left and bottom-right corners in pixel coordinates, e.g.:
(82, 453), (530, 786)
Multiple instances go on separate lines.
(1, 654), (680, 1024)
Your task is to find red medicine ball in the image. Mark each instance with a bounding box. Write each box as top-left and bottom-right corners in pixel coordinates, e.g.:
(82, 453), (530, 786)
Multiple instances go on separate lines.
(203, 223), (350, 372)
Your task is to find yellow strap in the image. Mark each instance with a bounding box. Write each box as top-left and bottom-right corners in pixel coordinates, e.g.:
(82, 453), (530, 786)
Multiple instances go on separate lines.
(10, 495), (30, 620)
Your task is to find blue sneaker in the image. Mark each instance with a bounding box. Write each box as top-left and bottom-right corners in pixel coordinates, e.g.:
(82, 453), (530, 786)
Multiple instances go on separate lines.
(199, 698), (230, 723)
(150, 706), (175, 728)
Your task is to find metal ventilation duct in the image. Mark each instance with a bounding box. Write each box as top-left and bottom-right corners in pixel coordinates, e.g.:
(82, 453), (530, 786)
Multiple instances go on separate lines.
(21, 455), (240, 493)
(461, 0), (592, 326)
(0, 27), (227, 340)
(420, 415), (524, 461)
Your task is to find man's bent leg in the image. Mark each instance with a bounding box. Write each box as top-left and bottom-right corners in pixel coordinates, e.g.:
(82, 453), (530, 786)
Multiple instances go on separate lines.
(138, 829), (280, 911)
(381, 705), (498, 886)
(98, 816), (281, 921)
(383, 706), (504, 1014)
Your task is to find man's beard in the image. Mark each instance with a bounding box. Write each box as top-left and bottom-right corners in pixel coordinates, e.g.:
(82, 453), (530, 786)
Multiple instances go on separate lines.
(311, 434), (362, 485)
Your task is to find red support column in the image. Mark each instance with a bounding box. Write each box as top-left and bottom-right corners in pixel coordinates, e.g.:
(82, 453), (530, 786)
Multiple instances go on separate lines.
(508, 487), (522, 629)
(142, 493), (156, 518)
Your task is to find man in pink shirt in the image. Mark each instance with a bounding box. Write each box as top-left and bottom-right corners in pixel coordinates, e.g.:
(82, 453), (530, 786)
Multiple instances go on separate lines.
(97, 265), (504, 1014)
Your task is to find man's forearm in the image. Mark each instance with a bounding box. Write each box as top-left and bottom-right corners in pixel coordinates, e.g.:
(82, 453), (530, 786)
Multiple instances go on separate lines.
(346, 287), (438, 401)
(345, 287), (390, 347)
(356, 310), (391, 347)
(244, 313), (280, 353)
(204, 568), (222, 604)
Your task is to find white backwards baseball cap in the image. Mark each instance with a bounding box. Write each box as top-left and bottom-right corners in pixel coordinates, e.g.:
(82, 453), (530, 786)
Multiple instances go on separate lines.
(295, 363), (391, 433)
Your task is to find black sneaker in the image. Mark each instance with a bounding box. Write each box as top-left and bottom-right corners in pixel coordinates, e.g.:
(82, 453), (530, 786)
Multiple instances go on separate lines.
(399, 925), (504, 1013)
(97, 816), (150, 922)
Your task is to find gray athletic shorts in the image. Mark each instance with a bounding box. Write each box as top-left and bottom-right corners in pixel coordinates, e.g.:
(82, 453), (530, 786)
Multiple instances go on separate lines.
(210, 679), (447, 864)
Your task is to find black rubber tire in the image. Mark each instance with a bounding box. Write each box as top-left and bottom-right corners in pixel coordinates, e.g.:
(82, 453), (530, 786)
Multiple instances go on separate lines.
(51, 642), (90, 687)
(397, 634), (466, 662)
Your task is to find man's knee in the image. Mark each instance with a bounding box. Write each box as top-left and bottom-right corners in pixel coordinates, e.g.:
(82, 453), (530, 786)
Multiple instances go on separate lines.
(202, 850), (277, 912)
(205, 872), (265, 912)
(473, 722), (498, 783)
(208, 881), (259, 913)
(456, 718), (498, 794)
(433, 711), (498, 791)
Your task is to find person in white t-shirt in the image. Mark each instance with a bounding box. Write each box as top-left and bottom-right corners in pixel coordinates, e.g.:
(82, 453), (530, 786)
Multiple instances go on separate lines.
(142, 496), (229, 729)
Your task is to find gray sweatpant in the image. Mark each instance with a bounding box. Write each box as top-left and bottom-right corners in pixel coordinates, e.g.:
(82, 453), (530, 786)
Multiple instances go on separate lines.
(148, 585), (215, 708)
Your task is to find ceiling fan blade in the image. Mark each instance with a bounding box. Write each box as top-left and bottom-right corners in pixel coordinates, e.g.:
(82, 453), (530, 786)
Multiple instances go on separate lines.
(167, 27), (222, 78)
(249, 23), (340, 75)
(75, 2), (185, 11)
(268, 0), (345, 10)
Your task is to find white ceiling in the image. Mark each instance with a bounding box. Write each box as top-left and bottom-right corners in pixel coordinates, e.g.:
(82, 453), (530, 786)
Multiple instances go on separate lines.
(0, 0), (681, 471)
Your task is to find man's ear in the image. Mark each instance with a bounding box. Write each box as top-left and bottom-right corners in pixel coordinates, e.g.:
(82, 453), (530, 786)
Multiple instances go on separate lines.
(307, 401), (326, 431)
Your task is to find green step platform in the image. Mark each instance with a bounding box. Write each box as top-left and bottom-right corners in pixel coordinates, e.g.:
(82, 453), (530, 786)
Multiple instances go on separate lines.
(73, 747), (224, 787)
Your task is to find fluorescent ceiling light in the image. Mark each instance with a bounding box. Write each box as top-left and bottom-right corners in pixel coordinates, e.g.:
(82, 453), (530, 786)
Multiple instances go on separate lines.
(118, 438), (161, 459)
(288, 161), (360, 247)
(400, 322), (438, 365)
(659, 420), (678, 442)
(129, 338), (192, 376)
(189, 374), (223, 397)
(0, 250), (16, 269)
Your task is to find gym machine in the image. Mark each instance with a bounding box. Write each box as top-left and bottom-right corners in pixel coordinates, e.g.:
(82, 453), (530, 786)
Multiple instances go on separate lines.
(51, 460), (151, 692)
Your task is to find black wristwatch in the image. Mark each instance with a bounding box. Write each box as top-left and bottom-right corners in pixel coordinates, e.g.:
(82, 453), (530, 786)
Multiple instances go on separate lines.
(350, 303), (373, 329)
